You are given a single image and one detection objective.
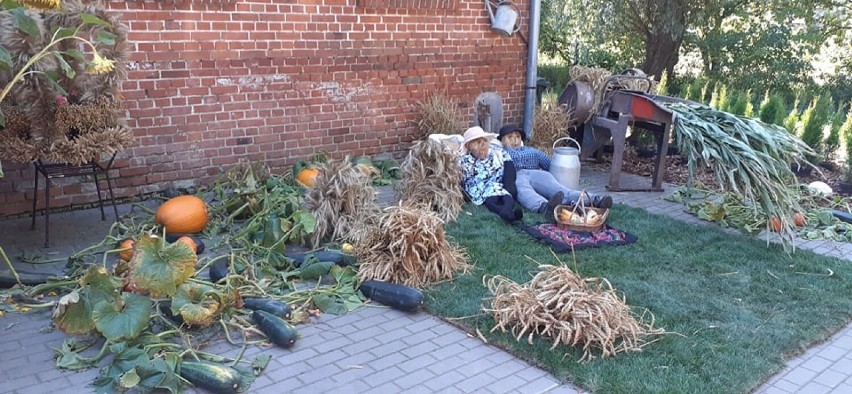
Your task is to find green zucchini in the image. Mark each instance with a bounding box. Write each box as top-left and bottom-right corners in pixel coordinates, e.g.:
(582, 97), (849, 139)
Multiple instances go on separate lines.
(209, 260), (229, 283)
(165, 233), (205, 254)
(179, 361), (241, 394)
(359, 280), (423, 312)
(252, 310), (298, 348)
(0, 270), (54, 288)
(285, 249), (355, 267)
(243, 297), (291, 319)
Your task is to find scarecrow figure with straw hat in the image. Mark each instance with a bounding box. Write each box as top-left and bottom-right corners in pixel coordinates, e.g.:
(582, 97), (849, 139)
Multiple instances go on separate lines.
(460, 126), (523, 222)
(498, 124), (612, 215)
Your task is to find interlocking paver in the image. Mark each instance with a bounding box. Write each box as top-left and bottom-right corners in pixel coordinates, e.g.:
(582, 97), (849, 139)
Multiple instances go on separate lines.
(814, 369), (847, 388)
(802, 356), (834, 372)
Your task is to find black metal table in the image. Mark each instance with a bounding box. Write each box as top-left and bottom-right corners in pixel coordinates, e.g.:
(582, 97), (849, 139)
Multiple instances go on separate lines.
(30, 154), (119, 247)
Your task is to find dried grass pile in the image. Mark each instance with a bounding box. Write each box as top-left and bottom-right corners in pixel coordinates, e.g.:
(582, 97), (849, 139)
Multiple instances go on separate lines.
(355, 202), (470, 288)
(396, 139), (465, 222)
(305, 157), (380, 247)
(484, 264), (665, 361)
(529, 95), (574, 155)
(415, 93), (465, 139)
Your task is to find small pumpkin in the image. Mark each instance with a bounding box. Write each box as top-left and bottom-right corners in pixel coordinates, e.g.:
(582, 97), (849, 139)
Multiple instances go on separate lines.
(769, 216), (782, 232)
(175, 236), (197, 254)
(155, 195), (209, 234)
(118, 239), (135, 262)
(296, 167), (319, 187)
(793, 212), (807, 227)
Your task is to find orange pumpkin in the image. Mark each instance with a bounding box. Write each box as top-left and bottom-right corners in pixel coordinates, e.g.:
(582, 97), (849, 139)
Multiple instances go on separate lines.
(155, 195), (208, 233)
(175, 236), (197, 253)
(793, 212), (807, 227)
(769, 216), (782, 232)
(296, 167), (319, 187)
(119, 239), (135, 261)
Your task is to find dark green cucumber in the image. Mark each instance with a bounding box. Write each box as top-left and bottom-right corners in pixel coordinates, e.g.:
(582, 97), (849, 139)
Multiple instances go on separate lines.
(252, 310), (298, 348)
(179, 361), (241, 394)
(209, 259), (229, 283)
(0, 271), (54, 288)
(285, 250), (355, 267)
(359, 280), (423, 312)
(165, 233), (206, 254)
(243, 297), (291, 319)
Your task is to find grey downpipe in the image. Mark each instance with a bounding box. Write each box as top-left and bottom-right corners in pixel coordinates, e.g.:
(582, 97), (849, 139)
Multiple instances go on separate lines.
(522, 0), (541, 140)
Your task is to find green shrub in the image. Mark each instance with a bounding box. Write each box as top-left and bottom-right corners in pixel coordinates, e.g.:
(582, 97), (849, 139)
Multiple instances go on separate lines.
(729, 91), (749, 115)
(799, 95), (832, 157)
(783, 96), (801, 134)
(824, 103), (845, 162)
(656, 70), (669, 96)
(841, 104), (852, 181)
(759, 93), (785, 126)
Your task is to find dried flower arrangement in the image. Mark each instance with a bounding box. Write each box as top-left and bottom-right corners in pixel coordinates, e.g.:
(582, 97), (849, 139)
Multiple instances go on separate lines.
(0, 0), (130, 167)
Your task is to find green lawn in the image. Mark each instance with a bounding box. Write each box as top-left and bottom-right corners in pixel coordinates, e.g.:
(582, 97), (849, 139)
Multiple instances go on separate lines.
(425, 204), (852, 393)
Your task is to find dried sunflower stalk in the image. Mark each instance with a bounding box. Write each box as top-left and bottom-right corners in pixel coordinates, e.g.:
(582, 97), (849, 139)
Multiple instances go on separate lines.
(355, 201), (469, 288)
(484, 264), (665, 361)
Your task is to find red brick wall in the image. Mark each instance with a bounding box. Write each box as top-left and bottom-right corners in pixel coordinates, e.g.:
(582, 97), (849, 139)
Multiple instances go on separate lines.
(0, 0), (529, 216)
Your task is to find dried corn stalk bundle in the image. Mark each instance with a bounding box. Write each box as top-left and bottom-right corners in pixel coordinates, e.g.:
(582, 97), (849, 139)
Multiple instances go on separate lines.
(305, 157), (380, 247)
(530, 96), (574, 155)
(355, 202), (469, 288)
(484, 265), (664, 361)
(396, 139), (465, 222)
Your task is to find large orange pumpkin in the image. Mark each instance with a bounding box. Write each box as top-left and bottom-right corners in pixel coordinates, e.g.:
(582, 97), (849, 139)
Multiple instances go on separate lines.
(155, 195), (209, 233)
(296, 167), (319, 187)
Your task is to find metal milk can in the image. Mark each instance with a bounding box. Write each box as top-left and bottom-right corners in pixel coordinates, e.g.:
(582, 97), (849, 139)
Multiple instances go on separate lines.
(551, 137), (581, 190)
(484, 0), (521, 37)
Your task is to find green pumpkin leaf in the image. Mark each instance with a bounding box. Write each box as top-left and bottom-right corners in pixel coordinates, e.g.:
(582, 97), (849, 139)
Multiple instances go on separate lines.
(171, 282), (221, 327)
(119, 368), (140, 390)
(92, 293), (152, 341)
(299, 259), (333, 280)
(53, 266), (120, 335)
(293, 211), (316, 234)
(54, 338), (98, 370)
(312, 294), (349, 315)
(252, 355), (271, 376)
(129, 235), (197, 297)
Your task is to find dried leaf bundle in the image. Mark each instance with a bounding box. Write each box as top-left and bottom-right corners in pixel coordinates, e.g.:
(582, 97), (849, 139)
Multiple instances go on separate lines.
(355, 202), (469, 288)
(396, 139), (465, 222)
(305, 157), (380, 247)
(484, 265), (664, 361)
(530, 96), (574, 155)
(415, 93), (465, 139)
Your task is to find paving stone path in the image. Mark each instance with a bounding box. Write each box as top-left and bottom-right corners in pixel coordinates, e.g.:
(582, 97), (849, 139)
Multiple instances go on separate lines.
(1, 167), (851, 393)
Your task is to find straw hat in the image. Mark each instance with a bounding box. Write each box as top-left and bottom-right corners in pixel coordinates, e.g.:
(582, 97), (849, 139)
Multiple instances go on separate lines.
(462, 126), (497, 151)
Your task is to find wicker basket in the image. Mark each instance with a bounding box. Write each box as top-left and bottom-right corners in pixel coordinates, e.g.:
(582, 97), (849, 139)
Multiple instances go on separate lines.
(554, 192), (608, 232)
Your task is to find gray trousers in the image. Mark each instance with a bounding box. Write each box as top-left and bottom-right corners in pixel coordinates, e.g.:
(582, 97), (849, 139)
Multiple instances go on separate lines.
(515, 169), (589, 211)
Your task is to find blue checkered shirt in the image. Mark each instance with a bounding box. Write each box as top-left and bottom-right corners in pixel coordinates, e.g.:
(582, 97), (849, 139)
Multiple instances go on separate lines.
(504, 146), (551, 171)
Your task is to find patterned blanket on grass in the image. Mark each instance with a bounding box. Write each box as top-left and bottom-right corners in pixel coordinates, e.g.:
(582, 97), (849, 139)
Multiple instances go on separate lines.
(522, 223), (638, 252)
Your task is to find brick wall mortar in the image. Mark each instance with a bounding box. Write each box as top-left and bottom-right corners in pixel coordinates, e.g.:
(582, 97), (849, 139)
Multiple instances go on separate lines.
(0, 0), (528, 216)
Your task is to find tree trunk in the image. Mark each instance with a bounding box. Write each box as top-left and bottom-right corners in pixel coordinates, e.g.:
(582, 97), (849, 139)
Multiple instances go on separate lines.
(641, 32), (681, 78)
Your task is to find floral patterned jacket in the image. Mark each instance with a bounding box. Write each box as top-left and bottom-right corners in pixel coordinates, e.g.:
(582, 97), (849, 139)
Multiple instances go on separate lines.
(461, 148), (511, 205)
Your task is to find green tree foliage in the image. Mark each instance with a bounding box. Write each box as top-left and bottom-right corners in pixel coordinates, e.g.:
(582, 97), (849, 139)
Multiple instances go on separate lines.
(744, 91), (756, 117)
(759, 93), (786, 126)
(799, 95), (832, 157)
(729, 91), (749, 116)
(657, 69), (669, 95)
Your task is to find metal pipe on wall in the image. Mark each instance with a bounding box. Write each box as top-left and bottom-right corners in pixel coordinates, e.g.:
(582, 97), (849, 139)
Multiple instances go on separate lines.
(522, 0), (541, 140)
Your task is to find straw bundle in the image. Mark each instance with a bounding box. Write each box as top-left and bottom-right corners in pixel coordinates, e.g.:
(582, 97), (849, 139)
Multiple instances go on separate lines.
(529, 95), (574, 155)
(305, 157), (381, 247)
(484, 265), (664, 361)
(355, 202), (470, 288)
(415, 93), (465, 139)
(569, 65), (611, 123)
(396, 139), (465, 222)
